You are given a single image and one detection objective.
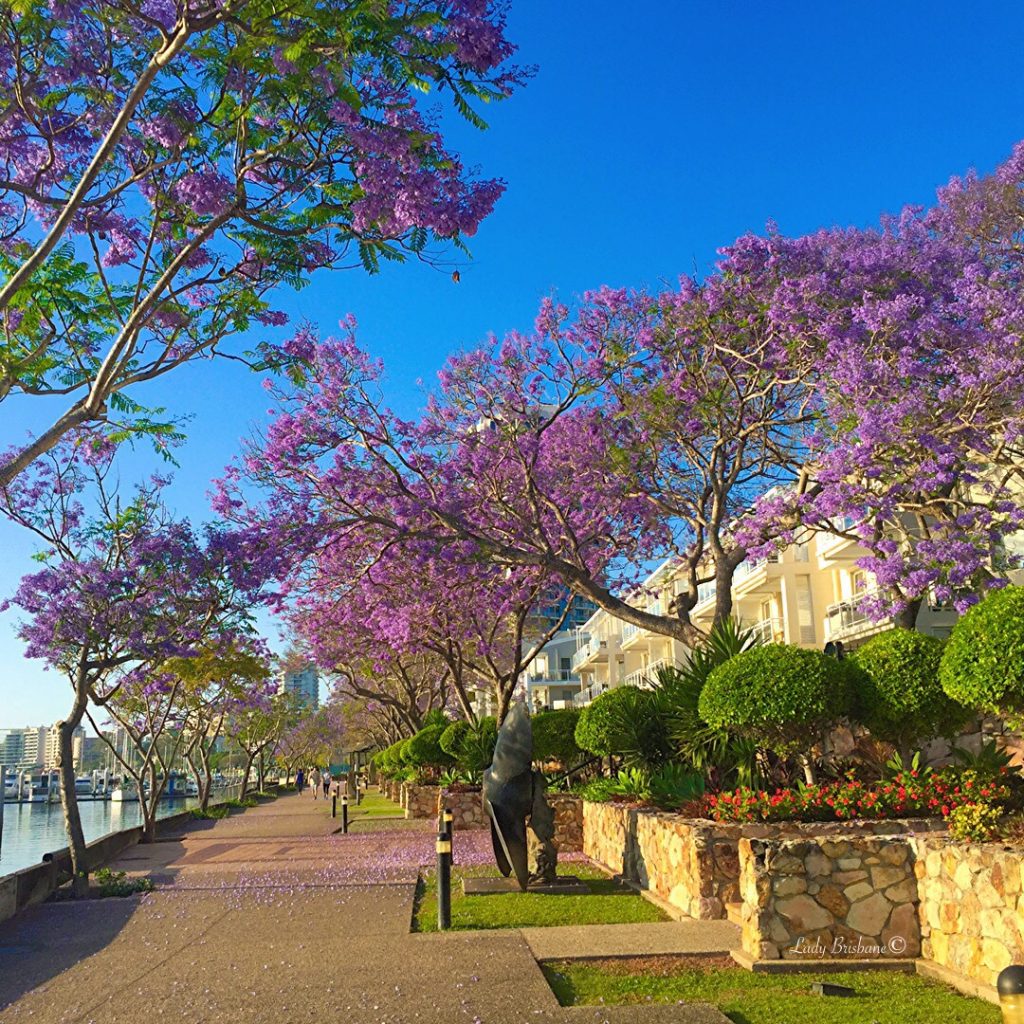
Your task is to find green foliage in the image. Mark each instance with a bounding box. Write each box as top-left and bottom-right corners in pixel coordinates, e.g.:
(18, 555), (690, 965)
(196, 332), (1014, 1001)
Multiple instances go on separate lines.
(941, 586), (1024, 722)
(947, 802), (1002, 843)
(852, 629), (966, 752)
(421, 708), (449, 729)
(93, 868), (155, 897)
(531, 709), (582, 765)
(654, 618), (766, 789)
(951, 738), (1015, 779)
(699, 644), (850, 758)
(439, 720), (470, 758)
(402, 724), (455, 769)
(376, 739), (408, 775)
(438, 717), (497, 778)
(647, 764), (705, 809)
(603, 765), (705, 810)
(574, 686), (671, 769)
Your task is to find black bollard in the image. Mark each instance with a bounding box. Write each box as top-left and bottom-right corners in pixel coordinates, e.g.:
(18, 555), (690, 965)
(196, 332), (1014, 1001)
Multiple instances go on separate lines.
(341, 792), (349, 834)
(331, 793), (337, 818)
(442, 807), (454, 864)
(998, 965), (1024, 1023)
(436, 830), (452, 930)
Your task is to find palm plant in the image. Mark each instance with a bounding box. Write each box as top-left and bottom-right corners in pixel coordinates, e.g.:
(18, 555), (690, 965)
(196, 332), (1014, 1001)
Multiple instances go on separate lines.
(653, 617), (765, 790)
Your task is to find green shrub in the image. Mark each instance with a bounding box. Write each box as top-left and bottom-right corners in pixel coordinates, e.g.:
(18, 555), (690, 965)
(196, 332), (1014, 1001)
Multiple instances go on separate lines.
(403, 724), (455, 769)
(422, 708), (449, 729)
(438, 717), (497, 776)
(439, 720), (470, 758)
(940, 585), (1024, 722)
(852, 628), (967, 755)
(532, 708), (582, 765)
(574, 686), (671, 768)
(93, 868), (155, 897)
(947, 802), (1001, 843)
(699, 644), (850, 770)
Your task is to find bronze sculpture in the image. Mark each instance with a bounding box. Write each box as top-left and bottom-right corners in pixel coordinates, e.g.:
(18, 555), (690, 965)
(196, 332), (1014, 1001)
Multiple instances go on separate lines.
(481, 702), (558, 890)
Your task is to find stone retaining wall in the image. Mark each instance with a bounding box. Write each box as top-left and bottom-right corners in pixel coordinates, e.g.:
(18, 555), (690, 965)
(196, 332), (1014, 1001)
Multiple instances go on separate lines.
(404, 784), (440, 820)
(441, 787), (486, 830)
(583, 800), (944, 921)
(550, 793), (583, 852)
(913, 836), (1024, 987)
(738, 835), (920, 961)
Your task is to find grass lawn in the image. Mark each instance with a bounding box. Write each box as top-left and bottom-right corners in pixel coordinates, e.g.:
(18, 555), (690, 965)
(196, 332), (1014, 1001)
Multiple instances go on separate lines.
(541, 956), (1001, 1024)
(345, 791), (406, 819)
(414, 864), (668, 932)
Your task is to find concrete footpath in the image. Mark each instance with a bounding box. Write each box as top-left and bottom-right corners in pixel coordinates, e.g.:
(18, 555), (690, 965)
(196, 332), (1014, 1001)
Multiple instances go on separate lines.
(0, 792), (728, 1024)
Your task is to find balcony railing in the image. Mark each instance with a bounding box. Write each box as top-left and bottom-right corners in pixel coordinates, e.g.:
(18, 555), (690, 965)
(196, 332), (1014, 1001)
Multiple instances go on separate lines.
(623, 657), (673, 689)
(572, 681), (609, 707)
(527, 669), (576, 684)
(621, 622), (640, 642)
(824, 589), (881, 638)
(741, 616), (784, 644)
(571, 636), (607, 670)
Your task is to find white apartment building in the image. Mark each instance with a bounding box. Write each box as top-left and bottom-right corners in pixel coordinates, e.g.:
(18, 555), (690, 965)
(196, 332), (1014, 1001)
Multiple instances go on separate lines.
(571, 527), (960, 706)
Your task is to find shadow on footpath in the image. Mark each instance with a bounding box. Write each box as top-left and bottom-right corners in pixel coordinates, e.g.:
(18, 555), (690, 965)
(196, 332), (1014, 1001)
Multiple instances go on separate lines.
(0, 895), (138, 1012)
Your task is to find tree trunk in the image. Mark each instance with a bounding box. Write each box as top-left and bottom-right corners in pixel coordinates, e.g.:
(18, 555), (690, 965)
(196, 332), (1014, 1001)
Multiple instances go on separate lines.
(56, 692), (90, 898)
(893, 597), (922, 631)
(800, 754), (817, 786)
(240, 751), (256, 798)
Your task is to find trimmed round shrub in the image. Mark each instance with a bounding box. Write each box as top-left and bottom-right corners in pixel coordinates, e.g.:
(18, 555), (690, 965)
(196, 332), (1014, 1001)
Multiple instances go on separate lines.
(439, 720), (470, 759)
(699, 645), (850, 758)
(439, 717), (497, 774)
(940, 586), (1024, 722)
(403, 724), (455, 769)
(852, 628), (967, 753)
(575, 686), (671, 768)
(532, 708), (582, 765)
(377, 739), (408, 775)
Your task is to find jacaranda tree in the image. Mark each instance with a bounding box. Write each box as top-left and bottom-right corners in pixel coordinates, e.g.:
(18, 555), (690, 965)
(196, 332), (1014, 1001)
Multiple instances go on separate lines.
(0, 0), (524, 485)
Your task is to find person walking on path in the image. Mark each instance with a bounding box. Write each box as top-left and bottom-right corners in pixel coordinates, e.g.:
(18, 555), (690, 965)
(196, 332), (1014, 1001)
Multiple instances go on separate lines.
(310, 767), (322, 800)
(322, 770), (331, 798)
(295, 767), (305, 794)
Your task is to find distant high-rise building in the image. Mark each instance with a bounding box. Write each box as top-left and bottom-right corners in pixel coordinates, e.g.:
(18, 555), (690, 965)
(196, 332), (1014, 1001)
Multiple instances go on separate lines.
(44, 724), (85, 768)
(530, 590), (598, 634)
(279, 664), (319, 710)
(0, 726), (48, 769)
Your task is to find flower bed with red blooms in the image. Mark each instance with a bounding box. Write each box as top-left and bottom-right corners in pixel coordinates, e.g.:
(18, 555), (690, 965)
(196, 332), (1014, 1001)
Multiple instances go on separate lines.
(706, 769), (1011, 824)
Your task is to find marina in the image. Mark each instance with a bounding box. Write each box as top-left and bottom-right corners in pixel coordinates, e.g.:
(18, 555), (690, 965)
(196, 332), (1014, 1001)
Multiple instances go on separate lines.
(0, 794), (204, 876)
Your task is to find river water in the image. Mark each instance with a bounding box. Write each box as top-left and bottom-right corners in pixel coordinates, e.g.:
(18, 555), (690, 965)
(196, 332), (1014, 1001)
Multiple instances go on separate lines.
(0, 797), (201, 876)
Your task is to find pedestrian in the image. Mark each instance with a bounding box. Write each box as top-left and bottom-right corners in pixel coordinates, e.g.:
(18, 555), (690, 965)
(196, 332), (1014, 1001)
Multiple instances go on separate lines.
(322, 770), (331, 798)
(310, 766), (321, 800)
(295, 767), (304, 794)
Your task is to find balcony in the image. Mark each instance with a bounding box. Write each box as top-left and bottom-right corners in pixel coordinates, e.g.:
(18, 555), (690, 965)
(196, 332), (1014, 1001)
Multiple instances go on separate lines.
(824, 589), (882, 642)
(526, 669), (577, 688)
(817, 518), (868, 565)
(621, 622), (640, 644)
(572, 680), (609, 707)
(572, 635), (610, 671)
(731, 555), (782, 596)
(741, 616), (784, 645)
(622, 657), (673, 689)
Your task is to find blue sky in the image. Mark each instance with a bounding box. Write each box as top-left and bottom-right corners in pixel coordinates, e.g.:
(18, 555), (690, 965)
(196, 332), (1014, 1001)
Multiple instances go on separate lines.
(3, 1), (1024, 725)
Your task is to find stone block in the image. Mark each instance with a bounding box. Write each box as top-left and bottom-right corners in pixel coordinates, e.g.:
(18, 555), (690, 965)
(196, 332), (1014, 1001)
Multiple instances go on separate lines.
(846, 892), (892, 937)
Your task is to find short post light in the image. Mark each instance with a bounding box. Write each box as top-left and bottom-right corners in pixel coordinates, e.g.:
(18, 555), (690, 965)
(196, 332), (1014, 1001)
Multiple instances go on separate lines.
(442, 807), (454, 865)
(999, 966), (1024, 1023)
(331, 792), (337, 818)
(436, 829), (452, 930)
(341, 791), (349, 834)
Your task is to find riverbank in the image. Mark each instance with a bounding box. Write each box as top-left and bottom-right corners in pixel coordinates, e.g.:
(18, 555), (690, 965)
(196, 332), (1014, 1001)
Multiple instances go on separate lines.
(0, 786), (242, 876)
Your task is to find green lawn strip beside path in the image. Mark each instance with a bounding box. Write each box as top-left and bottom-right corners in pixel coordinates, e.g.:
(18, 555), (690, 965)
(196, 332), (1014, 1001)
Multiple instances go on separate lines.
(541, 957), (1000, 1024)
(414, 864), (668, 932)
(347, 791), (406, 819)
